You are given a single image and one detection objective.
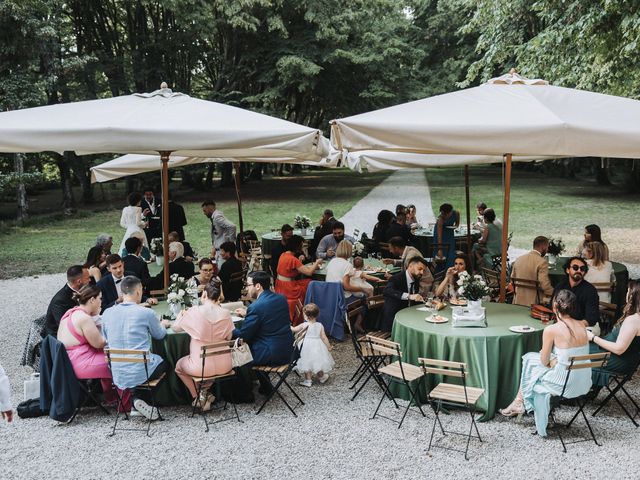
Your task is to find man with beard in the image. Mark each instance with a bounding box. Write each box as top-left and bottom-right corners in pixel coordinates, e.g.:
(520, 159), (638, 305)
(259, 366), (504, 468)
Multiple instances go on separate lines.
(315, 221), (355, 260)
(551, 256), (599, 327)
(381, 256), (428, 332)
(511, 236), (555, 306)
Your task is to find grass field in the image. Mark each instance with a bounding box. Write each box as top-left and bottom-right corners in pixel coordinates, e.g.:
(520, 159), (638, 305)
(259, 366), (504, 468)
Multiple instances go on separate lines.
(0, 169), (390, 278)
(426, 165), (640, 263)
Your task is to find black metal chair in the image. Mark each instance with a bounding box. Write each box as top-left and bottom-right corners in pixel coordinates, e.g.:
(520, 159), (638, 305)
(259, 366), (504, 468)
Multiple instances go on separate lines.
(592, 357), (640, 427)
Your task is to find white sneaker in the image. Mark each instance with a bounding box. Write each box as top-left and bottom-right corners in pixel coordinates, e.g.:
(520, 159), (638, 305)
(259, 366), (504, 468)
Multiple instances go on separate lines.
(133, 399), (160, 420)
(299, 379), (312, 387)
(318, 373), (330, 384)
(128, 409), (142, 417)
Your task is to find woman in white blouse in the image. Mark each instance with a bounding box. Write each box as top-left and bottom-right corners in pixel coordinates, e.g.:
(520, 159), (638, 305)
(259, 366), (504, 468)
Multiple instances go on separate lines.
(584, 241), (614, 302)
(118, 192), (148, 254)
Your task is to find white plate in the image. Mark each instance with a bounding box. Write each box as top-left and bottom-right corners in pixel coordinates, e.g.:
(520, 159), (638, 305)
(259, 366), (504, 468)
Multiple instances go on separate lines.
(426, 315), (448, 324)
(509, 325), (536, 333)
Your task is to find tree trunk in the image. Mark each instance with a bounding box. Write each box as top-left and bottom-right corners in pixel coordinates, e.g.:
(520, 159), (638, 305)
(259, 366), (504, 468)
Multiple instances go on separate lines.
(181, 168), (193, 187)
(625, 159), (640, 193)
(249, 163), (263, 180)
(204, 164), (214, 189)
(14, 153), (28, 223)
(593, 158), (611, 186)
(57, 153), (76, 214)
(220, 162), (234, 187)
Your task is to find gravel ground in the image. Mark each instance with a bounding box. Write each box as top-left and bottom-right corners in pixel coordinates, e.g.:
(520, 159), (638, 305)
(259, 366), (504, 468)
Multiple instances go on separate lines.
(1, 274), (640, 479)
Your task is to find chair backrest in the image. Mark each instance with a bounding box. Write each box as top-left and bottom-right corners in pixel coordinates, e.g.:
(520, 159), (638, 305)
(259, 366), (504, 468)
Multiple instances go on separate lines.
(200, 340), (234, 360)
(481, 267), (500, 288)
(366, 335), (401, 358)
(418, 357), (467, 379)
(591, 282), (613, 294)
(511, 276), (541, 302)
(367, 294), (385, 310)
(105, 348), (153, 379)
(561, 352), (610, 397)
(229, 270), (246, 283)
(378, 242), (390, 252)
(374, 280), (388, 295)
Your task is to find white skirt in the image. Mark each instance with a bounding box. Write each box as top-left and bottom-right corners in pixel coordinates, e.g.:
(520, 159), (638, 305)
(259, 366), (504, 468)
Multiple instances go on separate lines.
(294, 338), (335, 374)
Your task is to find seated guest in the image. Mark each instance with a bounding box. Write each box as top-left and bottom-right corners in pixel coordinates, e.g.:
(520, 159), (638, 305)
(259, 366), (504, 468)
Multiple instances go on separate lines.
(122, 237), (151, 290)
(173, 280), (234, 410)
(97, 254), (157, 313)
(385, 211), (414, 245)
(474, 202), (502, 230)
(577, 224), (609, 260)
(316, 222), (355, 260)
(275, 235), (323, 323)
(395, 204), (407, 216)
(188, 258), (216, 293)
(583, 241), (615, 303)
(405, 204), (418, 225)
(102, 276), (170, 420)
(435, 253), (470, 300)
(270, 224), (294, 274)
(218, 241), (244, 302)
(95, 233), (114, 275)
(233, 271), (294, 394)
(383, 236), (433, 292)
(314, 209), (337, 242)
(500, 290), (592, 438)
(120, 231), (151, 261)
(372, 210), (395, 244)
(472, 208), (502, 268)
(45, 265), (91, 336)
(588, 281), (640, 387)
(84, 246), (106, 284)
(381, 257), (428, 332)
(552, 257), (599, 328)
(151, 242), (195, 290)
(56, 285), (115, 404)
(168, 231), (194, 261)
(510, 236), (555, 306)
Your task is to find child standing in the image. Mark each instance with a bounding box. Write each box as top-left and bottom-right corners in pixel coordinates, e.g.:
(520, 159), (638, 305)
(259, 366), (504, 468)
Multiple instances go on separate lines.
(292, 304), (335, 387)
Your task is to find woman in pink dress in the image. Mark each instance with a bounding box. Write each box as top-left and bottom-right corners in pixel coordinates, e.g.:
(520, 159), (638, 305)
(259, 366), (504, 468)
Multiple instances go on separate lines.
(57, 285), (115, 403)
(173, 280), (234, 410)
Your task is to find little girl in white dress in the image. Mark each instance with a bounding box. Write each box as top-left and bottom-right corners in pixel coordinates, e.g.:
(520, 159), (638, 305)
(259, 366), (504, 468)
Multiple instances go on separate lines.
(292, 303), (335, 387)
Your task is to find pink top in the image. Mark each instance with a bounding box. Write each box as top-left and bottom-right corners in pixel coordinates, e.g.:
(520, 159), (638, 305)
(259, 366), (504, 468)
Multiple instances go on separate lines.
(61, 306), (90, 349)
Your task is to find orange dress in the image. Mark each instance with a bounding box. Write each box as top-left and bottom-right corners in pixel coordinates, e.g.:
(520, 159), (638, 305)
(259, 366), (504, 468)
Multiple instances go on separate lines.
(275, 251), (311, 325)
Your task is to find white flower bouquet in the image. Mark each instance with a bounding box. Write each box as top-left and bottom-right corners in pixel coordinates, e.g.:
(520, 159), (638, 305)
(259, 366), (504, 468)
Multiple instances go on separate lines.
(294, 214), (311, 229)
(456, 271), (490, 301)
(353, 241), (365, 256)
(167, 274), (197, 308)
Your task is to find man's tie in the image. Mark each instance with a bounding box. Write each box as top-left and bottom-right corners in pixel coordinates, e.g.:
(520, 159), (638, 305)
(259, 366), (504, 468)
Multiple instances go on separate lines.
(115, 278), (122, 284)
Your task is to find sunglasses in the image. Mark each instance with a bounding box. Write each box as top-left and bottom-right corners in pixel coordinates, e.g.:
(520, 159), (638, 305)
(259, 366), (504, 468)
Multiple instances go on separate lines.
(570, 265), (587, 272)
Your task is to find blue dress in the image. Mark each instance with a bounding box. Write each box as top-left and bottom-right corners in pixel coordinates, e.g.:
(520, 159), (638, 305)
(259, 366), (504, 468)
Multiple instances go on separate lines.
(520, 344), (592, 436)
(433, 212), (456, 272)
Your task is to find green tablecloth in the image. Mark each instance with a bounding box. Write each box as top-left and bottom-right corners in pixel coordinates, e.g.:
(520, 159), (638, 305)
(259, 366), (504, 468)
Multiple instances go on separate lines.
(312, 257), (400, 281)
(548, 257), (629, 308)
(390, 302), (543, 421)
(261, 229), (314, 255)
(412, 226), (481, 257)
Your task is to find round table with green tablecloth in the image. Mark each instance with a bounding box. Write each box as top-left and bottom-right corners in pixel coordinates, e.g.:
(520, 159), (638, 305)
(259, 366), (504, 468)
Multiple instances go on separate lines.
(412, 225), (481, 258)
(548, 257), (629, 309)
(261, 229), (315, 256)
(148, 301), (244, 406)
(390, 302), (543, 421)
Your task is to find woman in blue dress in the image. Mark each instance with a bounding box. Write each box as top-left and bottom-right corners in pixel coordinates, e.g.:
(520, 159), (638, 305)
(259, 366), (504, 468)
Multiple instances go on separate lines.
(433, 203), (459, 273)
(499, 290), (592, 437)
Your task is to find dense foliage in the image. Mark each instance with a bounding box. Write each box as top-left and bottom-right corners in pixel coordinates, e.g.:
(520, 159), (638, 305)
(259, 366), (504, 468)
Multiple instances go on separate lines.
(1, 0), (639, 219)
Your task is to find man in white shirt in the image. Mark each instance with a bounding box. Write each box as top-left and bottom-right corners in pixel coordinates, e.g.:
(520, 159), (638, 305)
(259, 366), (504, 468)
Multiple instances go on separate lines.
(0, 363), (12, 423)
(201, 200), (237, 265)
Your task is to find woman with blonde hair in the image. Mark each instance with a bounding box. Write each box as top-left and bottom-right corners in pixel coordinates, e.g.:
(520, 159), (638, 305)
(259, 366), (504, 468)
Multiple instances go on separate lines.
(583, 241), (614, 302)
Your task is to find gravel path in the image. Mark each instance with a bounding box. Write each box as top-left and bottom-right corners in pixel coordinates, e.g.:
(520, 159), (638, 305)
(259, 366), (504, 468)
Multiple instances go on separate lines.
(339, 169), (435, 237)
(1, 274), (640, 479)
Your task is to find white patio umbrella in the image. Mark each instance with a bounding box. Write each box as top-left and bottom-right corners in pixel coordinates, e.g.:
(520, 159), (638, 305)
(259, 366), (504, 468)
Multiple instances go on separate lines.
(0, 83), (330, 287)
(331, 70), (640, 300)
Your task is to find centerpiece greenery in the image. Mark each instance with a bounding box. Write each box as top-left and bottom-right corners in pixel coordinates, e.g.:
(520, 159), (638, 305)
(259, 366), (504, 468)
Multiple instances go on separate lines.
(547, 237), (566, 256)
(294, 214), (311, 230)
(456, 271), (490, 301)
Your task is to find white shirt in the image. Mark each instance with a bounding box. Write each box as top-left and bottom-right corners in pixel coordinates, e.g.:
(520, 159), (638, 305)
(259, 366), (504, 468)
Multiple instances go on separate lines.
(0, 363), (11, 412)
(401, 270), (416, 300)
(325, 257), (355, 298)
(113, 275), (124, 298)
(584, 259), (615, 302)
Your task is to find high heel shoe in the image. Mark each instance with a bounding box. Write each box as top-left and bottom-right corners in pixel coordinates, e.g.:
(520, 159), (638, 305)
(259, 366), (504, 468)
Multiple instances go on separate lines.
(499, 400), (524, 417)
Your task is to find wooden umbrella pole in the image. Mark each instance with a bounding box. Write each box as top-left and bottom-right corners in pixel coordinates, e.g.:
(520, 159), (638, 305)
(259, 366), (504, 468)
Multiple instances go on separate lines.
(464, 165), (471, 255)
(160, 151), (171, 290)
(499, 154), (512, 302)
(233, 161), (244, 235)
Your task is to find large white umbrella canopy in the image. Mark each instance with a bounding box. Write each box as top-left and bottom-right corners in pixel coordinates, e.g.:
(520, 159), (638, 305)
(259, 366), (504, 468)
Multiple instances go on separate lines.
(0, 86), (329, 160)
(331, 72), (640, 159)
(90, 153), (338, 183)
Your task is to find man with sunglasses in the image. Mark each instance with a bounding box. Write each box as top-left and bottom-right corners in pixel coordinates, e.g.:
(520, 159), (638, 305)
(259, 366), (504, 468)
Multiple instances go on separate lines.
(551, 256), (599, 328)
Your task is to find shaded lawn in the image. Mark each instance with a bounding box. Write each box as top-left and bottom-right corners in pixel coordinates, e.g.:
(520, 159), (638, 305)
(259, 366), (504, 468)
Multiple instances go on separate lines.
(425, 165), (640, 263)
(0, 169), (390, 278)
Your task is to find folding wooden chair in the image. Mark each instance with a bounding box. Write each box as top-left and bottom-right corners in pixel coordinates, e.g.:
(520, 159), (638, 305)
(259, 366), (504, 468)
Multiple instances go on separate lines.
(189, 341), (241, 432)
(368, 336), (426, 429)
(67, 379), (111, 424)
(481, 267), (501, 301)
(105, 348), (166, 437)
(419, 358), (484, 460)
(511, 277), (541, 304)
(253, 330), (306, 417)
(592, 357), (640, 427)
(373, 280), (388, 296)
(429, 243), (450, 267)
(548, 352), (610, 452)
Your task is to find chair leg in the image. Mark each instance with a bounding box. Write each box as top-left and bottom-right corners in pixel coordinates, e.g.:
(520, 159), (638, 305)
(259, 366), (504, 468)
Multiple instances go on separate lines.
(550, 410), (567, 453)
(427, 400), (444, 453)
(109, 387), (126, 437)
(372, 387), (388, 421)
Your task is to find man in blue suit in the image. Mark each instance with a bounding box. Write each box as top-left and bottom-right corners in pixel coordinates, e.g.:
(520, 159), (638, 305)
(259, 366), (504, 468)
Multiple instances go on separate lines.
(233, 270), (293, 394)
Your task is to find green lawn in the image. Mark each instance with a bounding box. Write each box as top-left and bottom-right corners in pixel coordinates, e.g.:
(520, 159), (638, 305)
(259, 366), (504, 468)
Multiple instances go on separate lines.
(425, 165), (640, 263)
(0, 169), (390, 278)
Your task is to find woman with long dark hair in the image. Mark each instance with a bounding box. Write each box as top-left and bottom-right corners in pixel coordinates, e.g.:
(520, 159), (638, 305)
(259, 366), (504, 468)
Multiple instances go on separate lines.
(499, 290), (591, 437)
(577, 224), (609, 260)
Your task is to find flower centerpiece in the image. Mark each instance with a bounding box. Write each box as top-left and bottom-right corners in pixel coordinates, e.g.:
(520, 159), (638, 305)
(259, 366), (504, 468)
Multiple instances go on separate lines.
(547, 237), (565, 265)
(457, 271), (490, 312)
(166, 274), (198, 317)
(352, 241), (365, 257)
(294, 214), (311, 235)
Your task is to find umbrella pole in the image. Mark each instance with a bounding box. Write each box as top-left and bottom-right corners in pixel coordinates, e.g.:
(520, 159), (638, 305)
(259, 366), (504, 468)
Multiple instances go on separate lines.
(160, 152), (171, 290)
(233, 161), (244, 235)
(465, 165), (471, 255)
(499, 154), (512, 302)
